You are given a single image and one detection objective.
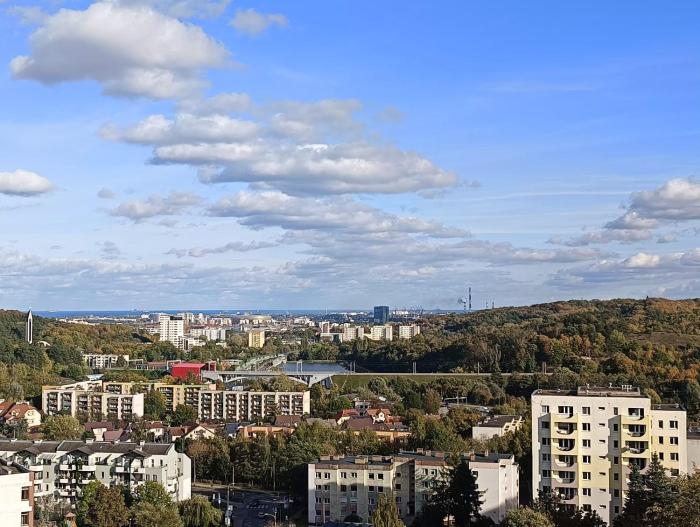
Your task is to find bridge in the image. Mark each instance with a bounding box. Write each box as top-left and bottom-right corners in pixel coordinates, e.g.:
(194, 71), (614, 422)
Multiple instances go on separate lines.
(202, 369), (338, 387)
(202, 369), (548, 388)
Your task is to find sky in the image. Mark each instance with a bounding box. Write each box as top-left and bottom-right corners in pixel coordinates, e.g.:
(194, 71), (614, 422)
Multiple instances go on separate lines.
(1, 0), (700, 310)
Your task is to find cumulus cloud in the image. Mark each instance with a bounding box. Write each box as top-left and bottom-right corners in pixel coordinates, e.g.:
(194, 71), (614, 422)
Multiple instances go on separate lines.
(11, 1), (229, 99)
(166, 240), (278, 258)
(230, 8), (288, 36)
(178, 92), (252, 114)
(552, 178), (700, 247)
(207, 190), (469, 237)
(108, 192), (201, 221)
(6, 5), (48, 25)
(102, 113), (260, 144)
(0, 169), (53, 196)
(267, 99), (363, 141)
(159, 141), (458, 195)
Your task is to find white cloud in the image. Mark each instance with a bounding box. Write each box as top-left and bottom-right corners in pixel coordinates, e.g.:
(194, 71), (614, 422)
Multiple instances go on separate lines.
(207, 190), (469, 237)
(98, 240), (122, 259)
(0, 169), (53, 196)
(178, 92), (252, 114)
(6, 5), (48, 25)
(108, 192), (201, 221)
(166, 240), (278, 258)
(626, 178), (700, 221)
(230, 8), (288, 36)
(159, 141), (458, 195)
(11, 1), (229, 99)
(102, 113), (260, 144)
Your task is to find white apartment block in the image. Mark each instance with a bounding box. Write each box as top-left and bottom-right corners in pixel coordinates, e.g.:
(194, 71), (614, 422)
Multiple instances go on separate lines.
(398, 325), (421, 339)
(42, 384), (144, 421)
(307, 451), (518, 526)
(189, 328), (228, 341)
(342, 325), (365, 342)
(0, 440), (191, 503)
(83, 354), (129, 369)
(43, 381), (309, 422)
(0, 458), (34, 527)
(198, 390), (311, 421)
(687, 429), (700, 473)
(532, 386), (687, 525)
(369, 325), (393, 341)
(319, 322), (331, 333)
(158, 315), (184, 346)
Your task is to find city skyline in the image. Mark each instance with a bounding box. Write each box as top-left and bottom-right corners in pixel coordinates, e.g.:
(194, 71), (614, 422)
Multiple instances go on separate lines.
(2, 1), (700, 309)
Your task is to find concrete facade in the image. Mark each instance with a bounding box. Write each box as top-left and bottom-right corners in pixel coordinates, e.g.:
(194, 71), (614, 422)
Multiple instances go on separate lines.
(532, 386), (687, 525)
(0, 458), (33, 527)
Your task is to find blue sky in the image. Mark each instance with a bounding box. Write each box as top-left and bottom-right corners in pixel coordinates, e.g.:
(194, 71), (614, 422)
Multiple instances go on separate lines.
(1, 0), (700, 310)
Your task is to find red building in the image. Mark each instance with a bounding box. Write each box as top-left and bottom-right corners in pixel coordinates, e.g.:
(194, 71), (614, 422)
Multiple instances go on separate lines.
(171, 362), (206, 381)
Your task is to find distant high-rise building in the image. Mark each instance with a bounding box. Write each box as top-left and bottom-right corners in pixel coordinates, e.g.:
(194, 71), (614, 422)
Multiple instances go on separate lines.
(25, 311), (32, 345)
(158, 315), (184, 346)
(319, 321), (331, 333)
(248, 329), (266, 349)
(369, 325), (393, 341)
(398, 324), (421, 339)
(373, 305), (389, 324)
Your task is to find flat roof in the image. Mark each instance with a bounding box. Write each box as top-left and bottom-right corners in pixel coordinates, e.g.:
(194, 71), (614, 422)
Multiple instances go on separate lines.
(533, 386), (643, 398)
(475, 415), (521, 428)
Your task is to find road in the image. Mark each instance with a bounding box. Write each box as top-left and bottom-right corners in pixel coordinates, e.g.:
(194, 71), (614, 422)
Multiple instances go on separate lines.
(193, 485), (288, 527)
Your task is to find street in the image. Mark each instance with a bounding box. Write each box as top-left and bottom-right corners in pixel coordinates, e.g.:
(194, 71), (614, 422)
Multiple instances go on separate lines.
(193, 485), (289, 527)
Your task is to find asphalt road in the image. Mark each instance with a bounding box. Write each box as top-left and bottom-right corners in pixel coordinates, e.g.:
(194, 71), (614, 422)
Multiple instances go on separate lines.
(193, 485), (288, 527)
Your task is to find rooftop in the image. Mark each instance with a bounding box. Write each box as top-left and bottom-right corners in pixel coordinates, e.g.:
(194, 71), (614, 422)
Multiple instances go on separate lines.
(533, 385), (643, 398)
(475, 415), (521, 428)
(0, 439), (173, 456)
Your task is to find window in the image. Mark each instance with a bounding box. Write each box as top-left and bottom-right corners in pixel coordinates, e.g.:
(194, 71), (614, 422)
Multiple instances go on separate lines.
(582, 407), (590, 415)
(316, 472), (321, 478)
(542, 438), (550, 446)
(542, 421), (550, 429)
(395, 483), (402, 490)
(583, 439), (591, 448)
(613, 440), (618, 448)
(614, 506), (620, 514)
(614, 473), (619, 481)
(583, 472), (591, 480)
(671, 453), (679, 461)
(583, 423), (591, 431)
(582, 488), (591, 496)
(341, 472), (347, 478)
(21, 512), (30, 527)
(378, 473), (384, 480)
(542, 453), (550, 461)
(613, 456), (619, 465)
(21, 487), (29, 500)
(613, 424), (619, 432)
(341, 484), (347, 492)
(369, 473), (375, 480)
(378, 486), (384, 493)
(670, 437), (679, 445)
(614, 407), (619, 415)
(542, 405), (550, 413)
(583, 504), (592, 511)
(542, 470), (551, 478)
(351, 472), (357, 478)
(324, 472), (330, 479)
(369, 486), (375, 492)
(670, 420), (679, 429)
(558, 406), (574, 416)
(658, 420), (664, 429)
(659, 453), (665, 460)
(659, 437), (664, 445)
(583, 456), (591, 464)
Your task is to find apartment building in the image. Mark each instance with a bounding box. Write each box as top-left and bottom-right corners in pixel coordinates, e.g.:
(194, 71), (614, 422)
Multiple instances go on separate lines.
(368, 325), (393, 341)
(472, 415), (523, 440)
(398, 325), (421, 339)
(83, 354), (129, 369)
(0, 440), (191, 504)
(248, 329), (266, 348)
(42, 383), (144, 420)
(0, 458), (34, 527)
(307, 451), (518, 525)
(342, 325), (365, 342)
(158, 315), (184, 346)
(532, 386), (687, 525)
(198, 390), (310, 421)
(43, 381), (309, 422)
(189, 328), (228, 341)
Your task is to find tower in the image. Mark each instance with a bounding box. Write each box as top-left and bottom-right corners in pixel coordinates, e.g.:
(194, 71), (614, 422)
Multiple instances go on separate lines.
(26, 309), (33, 344)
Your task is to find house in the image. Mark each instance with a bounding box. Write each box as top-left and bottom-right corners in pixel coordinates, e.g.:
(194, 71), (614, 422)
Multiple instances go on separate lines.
(472, 415), (523, 440)
(83, 422), (115, 442)
(237, 423), (297, 439)
(344, 417), (411, 444)
(0, 401), (42, 428)
(335, 409), (360, 425)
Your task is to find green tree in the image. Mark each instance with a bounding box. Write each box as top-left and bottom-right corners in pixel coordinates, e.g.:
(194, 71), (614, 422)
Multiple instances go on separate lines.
(660, 472), (700, 526)
(171, 404), (198, 426)
(132, 481), (172, 507)
(144, 390), (167, 420)
(446, 459), (484, 527)
(77, 481), (103, 527)
(132, 502), (183, 527)
(42, 415), (83, 440)
(502, 508), (554, 527)
(371, 494), (406, 527)
(88, 486), (130, 527)
(423, 388), (442, 414)
(179, 495), (222, 527)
